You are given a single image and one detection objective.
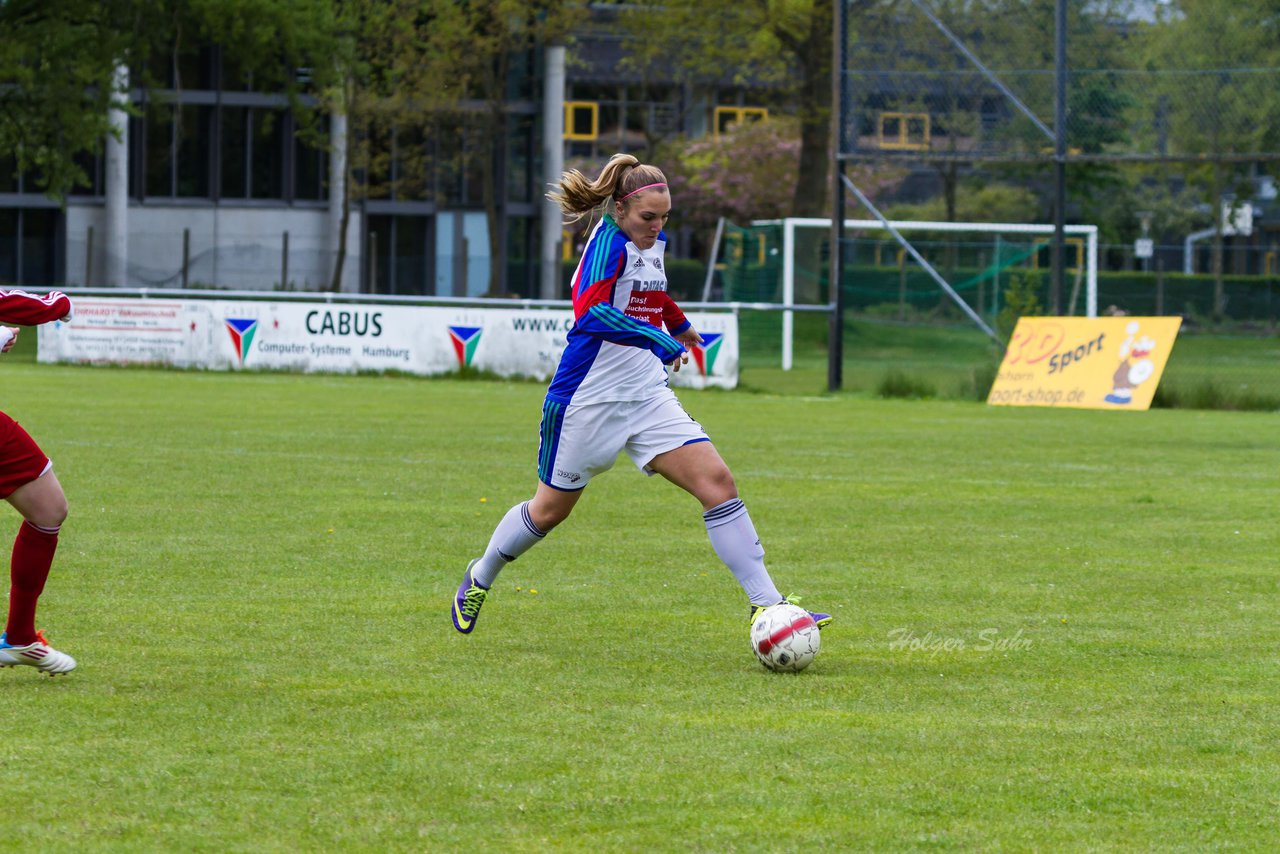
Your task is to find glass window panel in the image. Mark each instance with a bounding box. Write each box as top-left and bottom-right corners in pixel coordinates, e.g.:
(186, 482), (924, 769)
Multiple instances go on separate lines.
(250, 108), (284, 199)
(175, 43), (215, 90)
(434, 212), (453, 296)
(0, 209), (16, 285)
(506, 216), (533, 298)
(128, 115), (145, 198)
(393, 215), (429, 295)
(294, 115), (328, 201)
(21, 210), (59, 287)
(366, 215), (392, 294)
(221, 106), (247, 198)
(463, 123), (485, 207)
(145, 103), (175, 197)
(506, 117), (532, 204)
(0, 155), (17, 193)
(462, 212), (488, 296)
(435, 121), (464, 206)
(176, 104), (211, 197)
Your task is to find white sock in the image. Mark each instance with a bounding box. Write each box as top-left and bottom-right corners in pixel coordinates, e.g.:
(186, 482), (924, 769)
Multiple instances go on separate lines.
(472, 502), (546, 588)
(703, 498), (783, 606)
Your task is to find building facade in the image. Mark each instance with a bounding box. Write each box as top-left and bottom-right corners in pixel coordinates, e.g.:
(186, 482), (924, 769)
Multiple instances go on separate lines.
(0, 12), (772, 298)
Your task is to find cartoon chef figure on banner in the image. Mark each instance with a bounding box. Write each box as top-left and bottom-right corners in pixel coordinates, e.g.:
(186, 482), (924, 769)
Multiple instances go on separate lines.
(1105, 320), (1157, 405)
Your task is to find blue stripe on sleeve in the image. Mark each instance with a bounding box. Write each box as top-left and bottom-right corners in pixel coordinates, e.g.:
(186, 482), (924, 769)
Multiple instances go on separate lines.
(579, 303), (685, 361)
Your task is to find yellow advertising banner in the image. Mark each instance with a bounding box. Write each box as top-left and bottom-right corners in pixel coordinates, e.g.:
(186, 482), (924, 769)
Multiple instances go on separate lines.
(988, 316), (1182, 410)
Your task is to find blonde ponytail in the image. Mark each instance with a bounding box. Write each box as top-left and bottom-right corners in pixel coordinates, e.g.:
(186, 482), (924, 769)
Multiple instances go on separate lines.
(548, 153), (668, 222)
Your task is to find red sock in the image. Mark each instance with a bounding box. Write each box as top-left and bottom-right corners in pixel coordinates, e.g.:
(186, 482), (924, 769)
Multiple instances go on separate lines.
(5, 521), (60, 646)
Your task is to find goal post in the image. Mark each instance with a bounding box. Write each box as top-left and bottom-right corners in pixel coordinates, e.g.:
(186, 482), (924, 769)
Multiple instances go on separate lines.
(747, 217), (1099, 370)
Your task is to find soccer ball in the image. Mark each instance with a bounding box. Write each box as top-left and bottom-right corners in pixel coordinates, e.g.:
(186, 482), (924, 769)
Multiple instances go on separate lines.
(750, 603), (821, 672)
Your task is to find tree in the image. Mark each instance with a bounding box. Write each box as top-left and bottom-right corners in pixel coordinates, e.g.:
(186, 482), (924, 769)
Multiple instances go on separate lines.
(1139, 0), (1280, 317)
(323, 0), (572, 294)
(884, 181), (1039, 224)
(0, 0), (144, 198)
(1, 0), (338, 199)
(618, 0), (839, 218)
(659, 119), (805, 238)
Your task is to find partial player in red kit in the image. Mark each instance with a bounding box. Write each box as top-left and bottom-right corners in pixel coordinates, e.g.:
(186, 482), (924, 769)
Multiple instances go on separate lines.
(0, 289), (76, 675)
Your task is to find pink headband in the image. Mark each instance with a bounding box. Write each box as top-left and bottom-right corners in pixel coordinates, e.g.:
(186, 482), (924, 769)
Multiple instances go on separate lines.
(619, 182), (667, 201)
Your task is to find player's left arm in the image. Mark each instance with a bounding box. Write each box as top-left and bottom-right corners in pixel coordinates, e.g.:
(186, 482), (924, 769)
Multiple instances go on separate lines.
(662, 293), (702, 349)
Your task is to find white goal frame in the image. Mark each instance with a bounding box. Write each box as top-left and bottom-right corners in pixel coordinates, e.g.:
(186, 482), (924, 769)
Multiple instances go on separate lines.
(753, 217), (1099, 370)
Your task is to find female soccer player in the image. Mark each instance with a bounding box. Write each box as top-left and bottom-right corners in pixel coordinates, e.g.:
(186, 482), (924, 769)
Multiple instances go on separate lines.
(0, 290), (76, 675)
(451, 153), (830, 637)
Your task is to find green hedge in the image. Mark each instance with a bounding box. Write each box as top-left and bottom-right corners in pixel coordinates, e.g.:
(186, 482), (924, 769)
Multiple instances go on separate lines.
(836, 266), (1278, 322)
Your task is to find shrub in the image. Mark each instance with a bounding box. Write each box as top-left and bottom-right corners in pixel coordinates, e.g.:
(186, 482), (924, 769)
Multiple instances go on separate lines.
(877, 369), (936, 399)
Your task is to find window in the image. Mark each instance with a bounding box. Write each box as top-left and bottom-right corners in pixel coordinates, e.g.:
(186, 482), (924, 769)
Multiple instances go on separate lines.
(0, 155), (18, 193)
(176, 104), (212, 197)
(0, 209), (16, 284)
(0, 209), (60, 287)
(220, 106), (286, 200)
(250, 109), (284, 199)
(145, 103), (175, 196)
(20, 209), (58, 286)
(714, 107), (768, 138)
(564, 102), (598, 140)
(877, 112), (930, 151)
(506, 116), (534, 203)
(294, 128), (328, 201)
(220, 106), (247, 198)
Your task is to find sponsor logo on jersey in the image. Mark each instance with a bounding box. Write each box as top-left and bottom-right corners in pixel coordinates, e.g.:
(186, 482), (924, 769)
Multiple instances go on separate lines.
(690, 333), (724, 376)
(224, 318), (258, 364)
(447, 325), (483, 368)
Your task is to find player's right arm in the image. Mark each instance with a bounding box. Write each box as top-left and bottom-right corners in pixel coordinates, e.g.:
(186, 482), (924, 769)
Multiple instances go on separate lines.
(0, 290), (74, 326)
(569, 227), (685, 364)
(0, 290), (73, 353)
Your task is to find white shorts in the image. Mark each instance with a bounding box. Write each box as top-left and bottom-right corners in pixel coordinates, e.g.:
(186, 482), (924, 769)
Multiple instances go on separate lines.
(537, 388), (710, 491)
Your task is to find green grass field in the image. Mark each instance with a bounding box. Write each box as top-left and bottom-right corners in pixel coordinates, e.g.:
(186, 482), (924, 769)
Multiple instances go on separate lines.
(2, 352), (1278, 851)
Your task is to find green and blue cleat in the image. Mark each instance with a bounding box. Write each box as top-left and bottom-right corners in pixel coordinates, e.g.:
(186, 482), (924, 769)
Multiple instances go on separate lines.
(451, 559), (490, 634)
(749, 595), (831, 630)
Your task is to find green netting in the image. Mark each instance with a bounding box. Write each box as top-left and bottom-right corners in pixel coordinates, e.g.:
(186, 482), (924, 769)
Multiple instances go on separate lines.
(718, 221), (1060, 316)
(718, 222), (784, 303)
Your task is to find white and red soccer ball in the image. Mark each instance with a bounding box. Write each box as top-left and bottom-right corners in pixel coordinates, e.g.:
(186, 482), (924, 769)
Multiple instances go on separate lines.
(750, 603), (821, 672)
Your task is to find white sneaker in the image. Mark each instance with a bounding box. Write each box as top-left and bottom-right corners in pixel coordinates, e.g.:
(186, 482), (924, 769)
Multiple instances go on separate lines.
(0, 630), (76, 675)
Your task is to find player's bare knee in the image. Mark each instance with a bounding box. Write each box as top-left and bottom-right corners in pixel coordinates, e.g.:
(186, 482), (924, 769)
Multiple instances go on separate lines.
(528, 499), (571, 532)
(699, 467), (737, 508)
(29, 496), (67, 529)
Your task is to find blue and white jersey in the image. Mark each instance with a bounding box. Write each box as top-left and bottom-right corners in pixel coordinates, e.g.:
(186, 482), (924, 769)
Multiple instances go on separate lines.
(547, 214), (691, 406)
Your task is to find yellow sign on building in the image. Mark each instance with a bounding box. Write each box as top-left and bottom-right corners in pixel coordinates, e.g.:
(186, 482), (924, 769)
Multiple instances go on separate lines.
(988, 317), (1182, 410)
